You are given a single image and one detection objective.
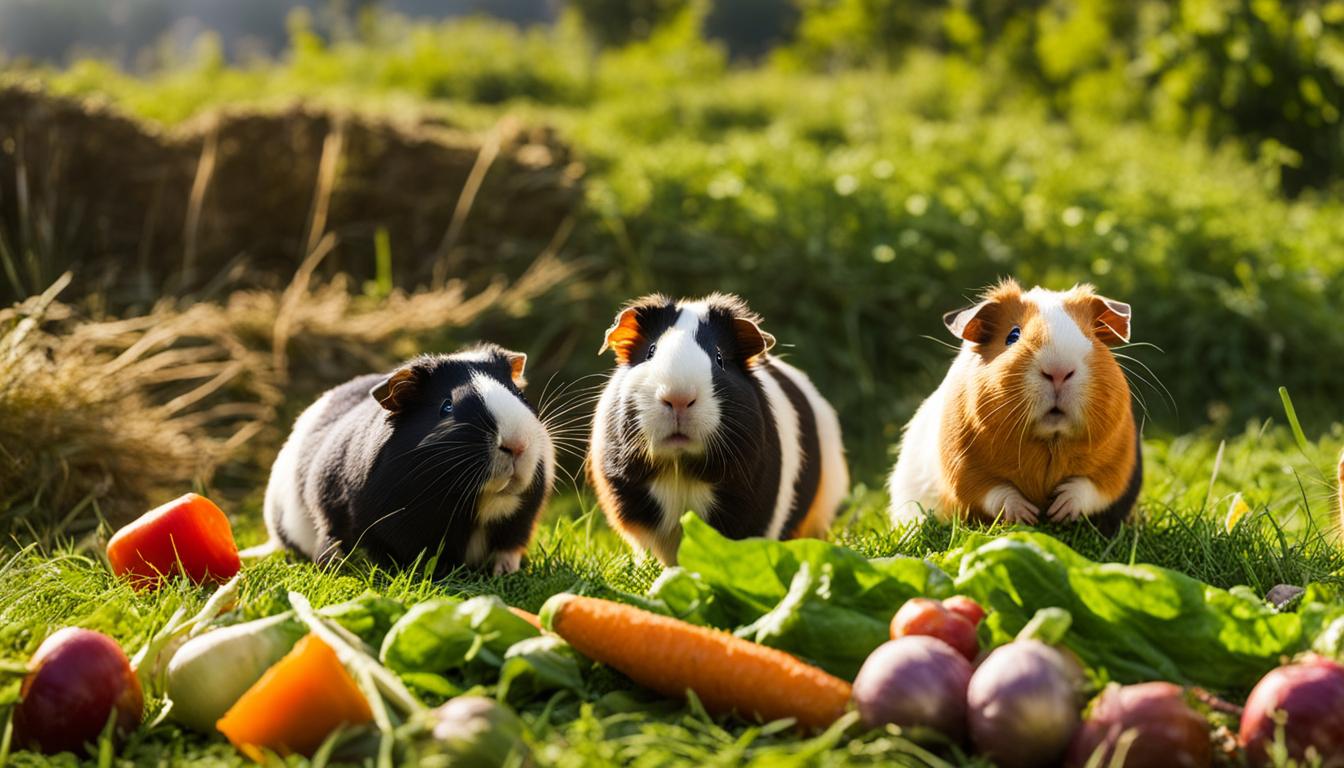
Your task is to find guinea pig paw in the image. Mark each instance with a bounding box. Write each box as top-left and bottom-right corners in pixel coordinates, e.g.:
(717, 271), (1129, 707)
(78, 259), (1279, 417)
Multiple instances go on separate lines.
(491, 550), (523, 576)
(1046, 477), (1104, 523)
(983, 485), (1039, 525)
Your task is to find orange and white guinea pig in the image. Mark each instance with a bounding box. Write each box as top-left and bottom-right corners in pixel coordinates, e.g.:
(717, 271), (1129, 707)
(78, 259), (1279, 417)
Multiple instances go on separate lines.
(888, 279), (1142, 534)
(588, 293), (849, 565)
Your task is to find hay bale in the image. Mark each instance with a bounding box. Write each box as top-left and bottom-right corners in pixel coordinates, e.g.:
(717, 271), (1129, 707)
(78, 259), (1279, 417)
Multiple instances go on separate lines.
(0, 82), (584, 308)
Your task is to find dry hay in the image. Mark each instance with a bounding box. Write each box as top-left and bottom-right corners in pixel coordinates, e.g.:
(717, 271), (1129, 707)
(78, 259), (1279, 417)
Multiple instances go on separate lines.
(0, 82), (584, 308)
(0, 253), (572, 545)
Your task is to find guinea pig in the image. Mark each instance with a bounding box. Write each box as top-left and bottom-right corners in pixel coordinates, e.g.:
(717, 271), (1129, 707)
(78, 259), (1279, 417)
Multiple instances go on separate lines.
(259, 344), (554, 575)
(887, 279), (1141, 534)
(588, 293), (849, 565)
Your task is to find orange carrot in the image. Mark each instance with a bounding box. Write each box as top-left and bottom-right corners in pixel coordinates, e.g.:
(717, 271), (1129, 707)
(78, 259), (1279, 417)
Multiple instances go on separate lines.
(540, 593), (851, 730)
(216, 634), (372, 761)
(509, 606), (542, 630)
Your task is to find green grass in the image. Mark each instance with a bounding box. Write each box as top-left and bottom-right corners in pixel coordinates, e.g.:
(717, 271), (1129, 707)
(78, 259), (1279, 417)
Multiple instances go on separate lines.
(2, 425), (1342, 767)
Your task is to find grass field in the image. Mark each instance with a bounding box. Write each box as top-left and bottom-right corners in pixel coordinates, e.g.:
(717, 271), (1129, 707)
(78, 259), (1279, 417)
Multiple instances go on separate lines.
(5, 5), (1344, 766)
(2, 420), (1343, 766)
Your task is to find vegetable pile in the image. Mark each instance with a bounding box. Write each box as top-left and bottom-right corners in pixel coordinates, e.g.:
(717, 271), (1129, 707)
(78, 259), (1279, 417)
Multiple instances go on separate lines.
(6, 500), (1344, 765)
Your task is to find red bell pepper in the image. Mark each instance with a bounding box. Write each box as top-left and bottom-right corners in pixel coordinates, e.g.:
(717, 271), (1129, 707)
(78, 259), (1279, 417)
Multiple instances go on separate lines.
(106, 493), (241, 589)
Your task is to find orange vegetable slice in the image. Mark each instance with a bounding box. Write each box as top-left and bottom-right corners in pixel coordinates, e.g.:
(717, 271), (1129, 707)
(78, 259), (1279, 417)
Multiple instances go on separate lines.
(216, 634), (373, 761)
(106, 493), (241, 589)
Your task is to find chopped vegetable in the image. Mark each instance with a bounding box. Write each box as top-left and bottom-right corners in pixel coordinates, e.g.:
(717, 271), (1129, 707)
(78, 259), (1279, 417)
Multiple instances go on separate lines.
(1065, 682), (1211, 768)
(166, 614), (308, 732)
(967, 639), (1086, 768)
(889, 597), (979, 661)
(106, 493), (241, 589)
(216, 634), (374, 760)
(851, 636), (971, 739)
(541, 593), (851, 730)
(1238, 655), (1344, 767)
(14, 627), (143, 755)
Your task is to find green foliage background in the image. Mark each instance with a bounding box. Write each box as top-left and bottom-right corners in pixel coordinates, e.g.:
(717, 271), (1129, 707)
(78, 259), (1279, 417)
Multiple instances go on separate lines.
(6, 1), (1344, 477)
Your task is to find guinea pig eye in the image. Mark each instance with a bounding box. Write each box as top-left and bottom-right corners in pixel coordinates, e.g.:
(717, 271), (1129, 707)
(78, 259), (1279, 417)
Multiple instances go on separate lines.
(715, 349), (724, 369)
(439, 400), (454, 417)
(645, 343), (657, 361)
(1005, 326), (1022, 346)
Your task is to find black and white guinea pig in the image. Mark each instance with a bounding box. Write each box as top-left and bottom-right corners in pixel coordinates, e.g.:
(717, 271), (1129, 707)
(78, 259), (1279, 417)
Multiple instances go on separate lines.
(260, 344), (554, 575)
(588, 293), (849, 565)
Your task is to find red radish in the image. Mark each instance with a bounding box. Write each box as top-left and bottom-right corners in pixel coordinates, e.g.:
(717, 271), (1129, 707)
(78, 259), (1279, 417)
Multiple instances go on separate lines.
(890, 598), (978, 661)
(106, 493), (241, 589)
(1239, 656), (1344, 767)
(852, 636), (972, 739)
(942, 595), (985, 626)
(1065, 682), (1211, 768)
(14, 628), (143, 755)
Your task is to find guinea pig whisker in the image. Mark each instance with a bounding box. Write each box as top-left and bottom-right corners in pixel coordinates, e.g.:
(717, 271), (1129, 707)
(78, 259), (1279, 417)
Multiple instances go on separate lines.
(919, 333), (963, 352)
(1113, 352), (1177, 415)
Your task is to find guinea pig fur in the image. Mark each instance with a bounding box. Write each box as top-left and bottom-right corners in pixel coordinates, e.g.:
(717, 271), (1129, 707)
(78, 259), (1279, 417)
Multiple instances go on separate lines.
(588, 293), (849, 565)
(887, 279), (1141, 534)
(261, 344), (554, 576)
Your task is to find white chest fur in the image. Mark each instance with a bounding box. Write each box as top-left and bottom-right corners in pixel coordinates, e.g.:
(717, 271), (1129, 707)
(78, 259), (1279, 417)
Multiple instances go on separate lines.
(648, 470), (715, 538)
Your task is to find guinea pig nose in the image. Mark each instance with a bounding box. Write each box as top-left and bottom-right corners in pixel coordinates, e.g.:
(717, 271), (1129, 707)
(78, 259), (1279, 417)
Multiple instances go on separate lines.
(660, 392), (697, 413)
(1040, 366), (1076, 388)
(498, 439), (527, 457)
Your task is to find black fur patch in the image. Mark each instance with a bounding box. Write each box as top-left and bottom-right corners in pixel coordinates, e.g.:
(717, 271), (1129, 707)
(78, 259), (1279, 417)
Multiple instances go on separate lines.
(765, 363), (822, 538)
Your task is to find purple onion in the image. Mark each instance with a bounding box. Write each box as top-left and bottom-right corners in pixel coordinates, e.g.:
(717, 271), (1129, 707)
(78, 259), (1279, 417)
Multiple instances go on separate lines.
(967, 640), (1085, 768)
(1065, 682), (1211, 768)
(1239, 656), (1344, 767)
(852, 636), (972, 740)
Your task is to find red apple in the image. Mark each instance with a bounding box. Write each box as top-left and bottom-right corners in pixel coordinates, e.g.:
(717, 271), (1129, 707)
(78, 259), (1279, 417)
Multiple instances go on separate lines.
(891, 597), (979, 661)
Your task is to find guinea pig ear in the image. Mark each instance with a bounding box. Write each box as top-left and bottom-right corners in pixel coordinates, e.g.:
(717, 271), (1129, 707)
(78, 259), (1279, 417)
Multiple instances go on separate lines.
(502, 350), (527, 388)
(369, 366), (423, 413)
(598, 307), (642, 365)
(943, 300), (997, 343)
(1091, 296), (1131, 346)
(732, 316), (775, 363)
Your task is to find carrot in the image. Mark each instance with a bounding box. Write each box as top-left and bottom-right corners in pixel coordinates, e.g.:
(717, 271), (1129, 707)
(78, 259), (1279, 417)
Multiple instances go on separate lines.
(216, 634), (373, 761)
(540, 593), (851, 730)
(509, 606), (542, 630)
(107, 492), (241, 589)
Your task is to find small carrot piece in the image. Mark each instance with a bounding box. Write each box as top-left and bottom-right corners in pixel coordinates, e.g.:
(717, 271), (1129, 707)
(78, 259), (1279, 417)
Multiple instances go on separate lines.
(107, 492), (241, 589)
(509, 606), (542, 630)
(541, 593), (851, 730)
(216, 634), (373, 761)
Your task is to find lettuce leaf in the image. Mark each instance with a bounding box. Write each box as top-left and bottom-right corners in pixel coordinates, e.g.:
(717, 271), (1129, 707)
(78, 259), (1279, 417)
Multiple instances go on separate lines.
(380, 595), (539, 675)
(945, 532), (1306, 691)
(653, 514), (951, 678)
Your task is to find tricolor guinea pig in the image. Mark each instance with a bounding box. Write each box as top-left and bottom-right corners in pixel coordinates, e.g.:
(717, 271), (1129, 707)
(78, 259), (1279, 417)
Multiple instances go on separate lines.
(887, 279), (1141, 534)
(588, 293), (849, 564)
(260, 344), (554, 575)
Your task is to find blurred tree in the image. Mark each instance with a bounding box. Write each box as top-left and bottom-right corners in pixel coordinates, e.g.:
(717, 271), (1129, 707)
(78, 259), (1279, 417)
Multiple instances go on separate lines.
(567, 0), (690, 46)
(704, 0), (797, 59)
